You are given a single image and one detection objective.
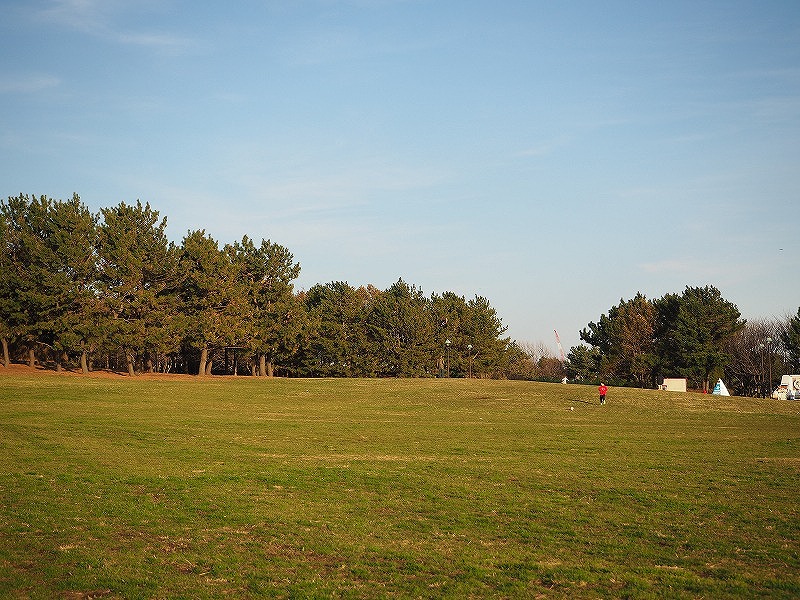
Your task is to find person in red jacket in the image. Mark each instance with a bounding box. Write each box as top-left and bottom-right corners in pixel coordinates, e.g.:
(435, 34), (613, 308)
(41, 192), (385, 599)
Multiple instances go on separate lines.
(598, 383), (608, 405)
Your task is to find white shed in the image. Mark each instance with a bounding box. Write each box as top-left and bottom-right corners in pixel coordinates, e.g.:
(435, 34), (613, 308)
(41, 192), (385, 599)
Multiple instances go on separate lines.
(660, 378), (687, 392)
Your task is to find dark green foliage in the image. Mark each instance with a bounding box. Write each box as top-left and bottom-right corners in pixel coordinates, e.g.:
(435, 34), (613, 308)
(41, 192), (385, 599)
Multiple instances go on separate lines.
(97, 201), (183, 375)
(667, 286), (745, 391)
(428, 291), (510, 378)
(580, 293), (657, 386)
(578, 286), (745, 390)
(0, 194), (515, 377)
(565, 344), (601, 382)
(230, 235), (301, 376)
(297, 280), (512, 378)
(464, 295), (512, 376)
(0, 194), (100, 370)
(0, 197), (26, 365)
(302, 281), (377, 376)
(367, 279), (434, 377)
(783, 307), (800, 372)
(178, 230), (246, 375)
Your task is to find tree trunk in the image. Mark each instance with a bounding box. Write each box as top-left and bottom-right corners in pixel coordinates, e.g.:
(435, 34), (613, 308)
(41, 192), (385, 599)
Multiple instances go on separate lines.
(205, 359), (213, 376)
(147, 358), (154, 373)
(198, 347), (208, 376)
(28, 348), (35, 368)
(126, 352), (135, 376)
(1, 337), (9, 368)
(259, 354), (266, 377)
(267, 360), (274, 378)
(80, 350), (89, 374)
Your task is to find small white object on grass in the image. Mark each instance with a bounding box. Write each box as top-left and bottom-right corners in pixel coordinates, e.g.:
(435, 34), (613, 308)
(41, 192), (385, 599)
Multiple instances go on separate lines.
(570, 406), (574, 411)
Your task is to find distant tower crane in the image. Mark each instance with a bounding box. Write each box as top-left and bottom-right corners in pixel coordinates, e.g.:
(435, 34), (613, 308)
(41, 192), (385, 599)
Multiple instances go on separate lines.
(554, 329), (566, 363)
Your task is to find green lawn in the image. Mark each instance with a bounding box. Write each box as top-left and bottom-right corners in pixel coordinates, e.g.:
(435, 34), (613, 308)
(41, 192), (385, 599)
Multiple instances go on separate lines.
(1, 372), (798, 598)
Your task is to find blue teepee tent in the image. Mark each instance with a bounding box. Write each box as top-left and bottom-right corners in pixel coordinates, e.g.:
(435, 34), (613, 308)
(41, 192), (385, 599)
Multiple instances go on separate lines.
(712, 378), (730, 396)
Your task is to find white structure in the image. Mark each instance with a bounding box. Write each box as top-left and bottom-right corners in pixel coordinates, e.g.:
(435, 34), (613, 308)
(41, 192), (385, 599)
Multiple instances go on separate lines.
(773, 375), (800, 400)
(659, 378), (687, 392)
(712, 378), (731, 396)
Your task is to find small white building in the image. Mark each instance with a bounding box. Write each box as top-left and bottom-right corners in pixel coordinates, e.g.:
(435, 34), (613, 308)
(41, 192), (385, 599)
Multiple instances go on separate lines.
(659, 378), (687, 392)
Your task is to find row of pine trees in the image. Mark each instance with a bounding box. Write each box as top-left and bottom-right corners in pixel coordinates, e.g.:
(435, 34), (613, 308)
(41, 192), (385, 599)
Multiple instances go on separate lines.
(0, 194), (514, 377)
(569, 288), (800, 395)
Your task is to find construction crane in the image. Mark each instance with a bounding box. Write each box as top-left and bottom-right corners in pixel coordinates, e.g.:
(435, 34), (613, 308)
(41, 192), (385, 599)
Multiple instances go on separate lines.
(554, 329), (566, 363)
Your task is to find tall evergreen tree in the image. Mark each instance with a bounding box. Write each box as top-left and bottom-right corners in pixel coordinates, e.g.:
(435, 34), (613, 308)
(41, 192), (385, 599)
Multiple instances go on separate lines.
(579, 303), (618, 379)
(36, 194), (99, 373)
(0, 194), (98, 370)
(580, 295), (657, 383)
(368, 279), (433, 377)
(614, 294), (657, 387)
(303, 281), (375, 376)
(782, 307), (800, 373)
(97, 201), (182, 376)
(652, 292), (682, 382)
(231, 235), (300, 376)
(463, 295), (511, 378)
(428, 291), (469, 376)
(662, 285), (745, 392)
(0, 200), (21, 367)
(565, 344), (601, 382)
(179, 230), (246, 375)
(1, 194), (44, 367)
(582, 287), (742, 390)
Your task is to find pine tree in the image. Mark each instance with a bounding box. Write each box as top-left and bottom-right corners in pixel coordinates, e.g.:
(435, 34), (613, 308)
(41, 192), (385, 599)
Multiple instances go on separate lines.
(97, 201), (182, 376)
(303, 281), (375, 377)
(463, 295), (511, 378)
(0, 199), (21, 367)
(664, 286), (745, 392)
(368, 279), (433, 377)
(179, 230), (246, 375)
(782, 307), (800, 372)
(230, 236), (301, 376)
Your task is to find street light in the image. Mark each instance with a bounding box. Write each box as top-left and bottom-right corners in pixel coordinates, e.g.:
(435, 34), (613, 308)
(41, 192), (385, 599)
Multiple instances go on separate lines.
(445, 339), (451, 378)
(758, 343), (766, 397)
(766, 337), (773, 395)
(467, 344), (473, 379)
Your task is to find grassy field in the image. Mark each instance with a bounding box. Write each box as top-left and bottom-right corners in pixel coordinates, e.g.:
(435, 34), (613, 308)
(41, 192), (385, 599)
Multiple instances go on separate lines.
(1, 370), (799, 599)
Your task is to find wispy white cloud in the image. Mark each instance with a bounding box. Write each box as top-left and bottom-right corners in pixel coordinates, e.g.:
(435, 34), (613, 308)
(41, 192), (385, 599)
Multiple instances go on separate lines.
(275, 14), (458, 67)
(0, 74), (60, 94)
(113, 30), (195, 52)
(36, 0), (111, 33)
(111, 154), (447, 243)
(35, 0), (194, 53)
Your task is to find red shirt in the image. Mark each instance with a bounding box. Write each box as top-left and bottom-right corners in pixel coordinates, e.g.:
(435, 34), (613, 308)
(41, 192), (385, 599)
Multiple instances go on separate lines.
(598, 385), (608, 395)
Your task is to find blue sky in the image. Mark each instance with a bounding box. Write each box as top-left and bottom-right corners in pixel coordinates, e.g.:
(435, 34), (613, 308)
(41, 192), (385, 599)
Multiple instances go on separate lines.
(2, 1), (799, 352)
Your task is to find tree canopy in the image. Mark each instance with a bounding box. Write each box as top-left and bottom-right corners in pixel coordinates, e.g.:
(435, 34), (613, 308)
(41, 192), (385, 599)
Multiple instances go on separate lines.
(577, 293), (800, 398)
(0, 193), (514, 379)
(2, 193), (793, 395)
